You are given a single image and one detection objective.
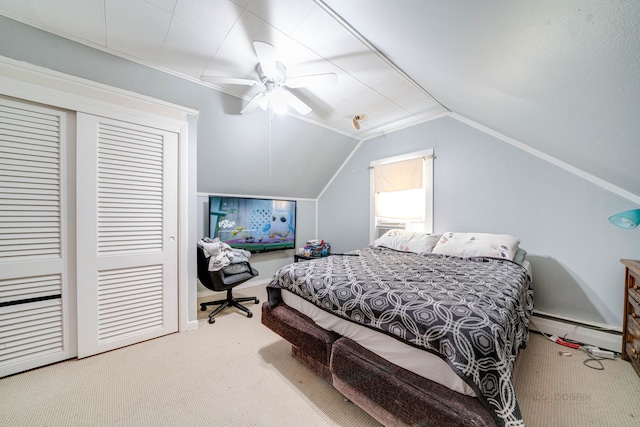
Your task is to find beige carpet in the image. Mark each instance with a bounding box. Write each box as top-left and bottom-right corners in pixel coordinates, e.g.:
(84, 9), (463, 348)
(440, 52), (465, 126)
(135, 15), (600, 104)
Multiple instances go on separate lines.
(515, 328), (640, 426)
(1, 284), (639, 427)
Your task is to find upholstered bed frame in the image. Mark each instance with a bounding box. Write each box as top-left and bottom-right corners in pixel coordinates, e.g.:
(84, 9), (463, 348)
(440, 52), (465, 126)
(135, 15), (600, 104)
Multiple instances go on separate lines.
(262, 302), (498, 427)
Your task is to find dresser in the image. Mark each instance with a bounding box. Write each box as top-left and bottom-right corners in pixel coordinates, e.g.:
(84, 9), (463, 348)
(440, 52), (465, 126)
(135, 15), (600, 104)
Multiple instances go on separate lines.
(622, 259), (640, 377)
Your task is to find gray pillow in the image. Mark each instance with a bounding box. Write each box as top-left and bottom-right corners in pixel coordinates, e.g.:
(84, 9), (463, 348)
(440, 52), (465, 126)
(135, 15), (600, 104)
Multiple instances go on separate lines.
(513, 248), (527, 265)
(222, 262), (250, 275)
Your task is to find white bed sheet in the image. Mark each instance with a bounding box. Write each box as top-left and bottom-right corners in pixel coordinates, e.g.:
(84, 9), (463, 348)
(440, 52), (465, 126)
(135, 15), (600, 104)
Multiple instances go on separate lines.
(281, 259), (532, 398)
(282, 289), (476, 396)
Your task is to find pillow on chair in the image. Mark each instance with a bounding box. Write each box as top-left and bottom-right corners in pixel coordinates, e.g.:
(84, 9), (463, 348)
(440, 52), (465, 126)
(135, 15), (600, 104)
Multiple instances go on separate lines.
(222, 262), (251, 276)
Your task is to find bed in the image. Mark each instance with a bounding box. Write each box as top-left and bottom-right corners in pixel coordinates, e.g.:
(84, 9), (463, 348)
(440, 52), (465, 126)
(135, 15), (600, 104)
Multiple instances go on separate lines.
(262, 231), (533, 427)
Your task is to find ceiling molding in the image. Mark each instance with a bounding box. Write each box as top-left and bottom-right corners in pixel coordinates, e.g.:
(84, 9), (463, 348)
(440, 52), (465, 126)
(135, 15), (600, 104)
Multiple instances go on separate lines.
(0, 54), (197, 119)
(314, 0), (449, 114)
(359, 112), (451, 142)
(451, 113), (640, 205)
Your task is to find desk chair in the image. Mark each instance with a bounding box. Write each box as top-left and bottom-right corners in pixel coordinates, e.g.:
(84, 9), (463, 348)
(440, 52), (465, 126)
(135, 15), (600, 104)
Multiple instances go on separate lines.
(197, 244), (259, 324)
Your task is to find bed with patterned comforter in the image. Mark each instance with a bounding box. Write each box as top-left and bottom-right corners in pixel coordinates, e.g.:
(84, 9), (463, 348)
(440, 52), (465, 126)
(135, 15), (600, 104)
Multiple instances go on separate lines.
(267, 246), (533, 427)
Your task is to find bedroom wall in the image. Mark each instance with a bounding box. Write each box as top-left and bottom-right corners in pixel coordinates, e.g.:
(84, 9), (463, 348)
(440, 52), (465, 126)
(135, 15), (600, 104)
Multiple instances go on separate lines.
(318, 116), (639, 329)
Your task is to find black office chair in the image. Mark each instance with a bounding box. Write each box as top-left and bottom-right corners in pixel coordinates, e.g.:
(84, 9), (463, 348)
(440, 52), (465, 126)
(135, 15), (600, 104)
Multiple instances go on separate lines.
(197, 244), (259, 324)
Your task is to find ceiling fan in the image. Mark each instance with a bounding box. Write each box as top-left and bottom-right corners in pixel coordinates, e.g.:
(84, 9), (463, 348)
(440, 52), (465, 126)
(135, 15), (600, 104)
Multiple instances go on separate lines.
(201, 41), (337, 115)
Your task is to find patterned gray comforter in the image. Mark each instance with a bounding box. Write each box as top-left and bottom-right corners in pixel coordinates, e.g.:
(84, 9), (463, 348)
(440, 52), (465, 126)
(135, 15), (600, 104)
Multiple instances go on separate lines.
(267, 247), (533, 427)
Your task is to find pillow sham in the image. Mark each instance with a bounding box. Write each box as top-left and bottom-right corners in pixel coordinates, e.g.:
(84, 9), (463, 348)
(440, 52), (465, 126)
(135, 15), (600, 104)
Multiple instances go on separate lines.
(431, 232), (520, 260)
(374, 229), (441, 254)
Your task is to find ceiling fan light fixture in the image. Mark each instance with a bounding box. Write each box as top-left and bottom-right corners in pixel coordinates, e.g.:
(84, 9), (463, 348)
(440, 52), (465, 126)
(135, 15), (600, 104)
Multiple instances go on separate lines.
(201, 40), (333, 116)
(257, 62), (286, 87)
(352, 114), (366, 130)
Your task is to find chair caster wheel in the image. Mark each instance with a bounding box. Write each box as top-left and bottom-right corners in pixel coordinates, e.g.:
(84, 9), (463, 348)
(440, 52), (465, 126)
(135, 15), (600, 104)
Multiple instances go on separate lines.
(208, 318), (215, 324)
(200, 305), (207, 311)
(254, 298), (260, 304)
(247, 312), (253, 318)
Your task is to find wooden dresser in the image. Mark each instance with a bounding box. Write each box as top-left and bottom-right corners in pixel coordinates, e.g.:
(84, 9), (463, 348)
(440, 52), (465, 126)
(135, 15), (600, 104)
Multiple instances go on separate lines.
(622, 259), (640, 377)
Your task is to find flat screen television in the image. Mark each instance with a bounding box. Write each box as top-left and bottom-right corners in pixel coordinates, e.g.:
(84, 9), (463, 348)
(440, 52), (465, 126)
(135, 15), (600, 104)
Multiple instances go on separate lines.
(209, 196), (296, 253)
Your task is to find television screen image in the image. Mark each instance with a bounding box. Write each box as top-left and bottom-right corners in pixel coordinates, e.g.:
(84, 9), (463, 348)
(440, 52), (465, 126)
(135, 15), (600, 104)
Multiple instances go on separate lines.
(209, 196), (296, 253)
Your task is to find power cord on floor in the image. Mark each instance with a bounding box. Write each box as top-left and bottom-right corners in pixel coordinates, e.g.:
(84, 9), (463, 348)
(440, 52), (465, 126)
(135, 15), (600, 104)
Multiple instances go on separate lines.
(529, 319), (618, 371)
(581, 347), (606, 370)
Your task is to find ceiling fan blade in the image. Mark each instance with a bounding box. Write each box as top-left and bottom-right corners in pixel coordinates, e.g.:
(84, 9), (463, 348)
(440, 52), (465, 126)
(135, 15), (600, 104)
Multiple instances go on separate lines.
(241, 92), (268, 114)
(200, 76), (259, 86)
(253, 41), (277, 79)
(285, 73), (338, 89)
(272, 90), (312, 115)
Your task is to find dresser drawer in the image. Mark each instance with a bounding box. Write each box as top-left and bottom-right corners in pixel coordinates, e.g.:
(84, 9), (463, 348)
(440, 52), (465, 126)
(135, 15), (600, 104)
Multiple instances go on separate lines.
(626, 315), (640, 372)
(628, 293), (640, 321)
(628, 268), (640, 305)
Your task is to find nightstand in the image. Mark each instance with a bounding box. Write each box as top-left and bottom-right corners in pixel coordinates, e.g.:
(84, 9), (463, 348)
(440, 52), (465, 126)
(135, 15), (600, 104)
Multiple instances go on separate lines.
(621, 259), (640, 377)
(294, 254), (321, 262)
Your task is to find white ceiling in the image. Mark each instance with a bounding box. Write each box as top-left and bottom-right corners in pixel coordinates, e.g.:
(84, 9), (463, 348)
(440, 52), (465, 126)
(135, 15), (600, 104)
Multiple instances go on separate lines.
(0, 0), (638, 199)
(0, 0), (447, 139)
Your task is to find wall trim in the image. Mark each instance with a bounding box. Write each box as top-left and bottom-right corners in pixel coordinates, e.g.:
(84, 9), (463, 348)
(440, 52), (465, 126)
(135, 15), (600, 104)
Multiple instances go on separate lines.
(317, 138), (366, 201)
(451, 112), (640, 205)
(314, 0), (449, 114)
(196, 192), (316, 203)
(530, 314), (622, 353)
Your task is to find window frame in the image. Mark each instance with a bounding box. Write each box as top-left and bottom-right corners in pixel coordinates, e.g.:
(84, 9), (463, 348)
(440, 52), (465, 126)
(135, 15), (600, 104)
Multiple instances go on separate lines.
(369, 149), (434, 243)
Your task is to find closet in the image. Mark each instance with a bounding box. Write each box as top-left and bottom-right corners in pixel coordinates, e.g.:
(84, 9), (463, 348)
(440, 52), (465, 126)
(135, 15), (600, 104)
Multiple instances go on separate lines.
(0, 59), (192, 377)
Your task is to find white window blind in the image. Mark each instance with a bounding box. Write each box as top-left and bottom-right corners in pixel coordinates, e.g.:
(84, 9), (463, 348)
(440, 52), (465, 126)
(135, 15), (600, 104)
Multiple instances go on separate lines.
(373, 157), (423, 193)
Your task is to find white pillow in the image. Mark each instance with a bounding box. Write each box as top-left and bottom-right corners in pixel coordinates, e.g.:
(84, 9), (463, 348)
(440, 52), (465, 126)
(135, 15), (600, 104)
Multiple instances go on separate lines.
(374, 230), (441, 254)
(431, 232), (520, 260)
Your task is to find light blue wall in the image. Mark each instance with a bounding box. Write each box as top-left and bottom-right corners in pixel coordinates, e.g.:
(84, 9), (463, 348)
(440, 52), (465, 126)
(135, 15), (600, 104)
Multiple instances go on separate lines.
(196, 104), (357, 199)
(319, 116), (640, 328)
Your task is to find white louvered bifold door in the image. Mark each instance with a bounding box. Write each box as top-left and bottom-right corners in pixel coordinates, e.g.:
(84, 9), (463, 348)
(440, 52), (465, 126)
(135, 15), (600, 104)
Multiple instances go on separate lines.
(0, 97), (74, 377)
(76, 113), (178, 358)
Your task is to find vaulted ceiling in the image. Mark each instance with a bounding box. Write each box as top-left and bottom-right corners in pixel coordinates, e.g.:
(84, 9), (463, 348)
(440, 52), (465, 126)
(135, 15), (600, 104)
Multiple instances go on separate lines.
(0, 0), (638, 200)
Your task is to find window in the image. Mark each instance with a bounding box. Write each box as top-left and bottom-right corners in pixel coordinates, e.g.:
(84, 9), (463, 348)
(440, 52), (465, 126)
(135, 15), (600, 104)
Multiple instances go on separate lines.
(369, 149), (434, 241)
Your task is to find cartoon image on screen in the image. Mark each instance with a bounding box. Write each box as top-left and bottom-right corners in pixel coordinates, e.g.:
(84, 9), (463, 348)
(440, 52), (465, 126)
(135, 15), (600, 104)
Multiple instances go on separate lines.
(209, 196), (296, 253)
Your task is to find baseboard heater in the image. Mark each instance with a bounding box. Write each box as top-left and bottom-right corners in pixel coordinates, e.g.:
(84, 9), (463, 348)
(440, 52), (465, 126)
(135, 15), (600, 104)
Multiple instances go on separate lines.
(529, 311), (622, 353)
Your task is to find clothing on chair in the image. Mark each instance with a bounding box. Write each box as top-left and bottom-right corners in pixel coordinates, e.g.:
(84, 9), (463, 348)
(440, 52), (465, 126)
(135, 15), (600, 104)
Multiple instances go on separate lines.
(198, 237), (251, 271)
